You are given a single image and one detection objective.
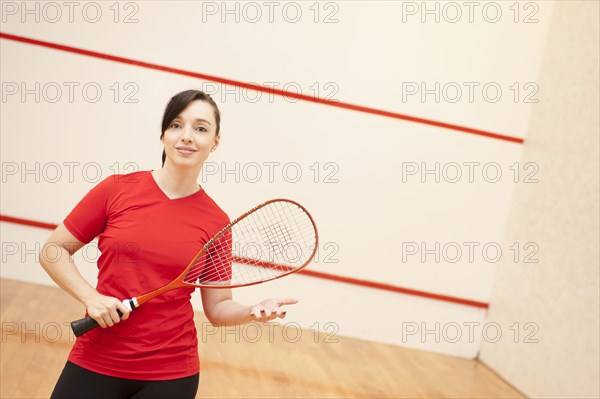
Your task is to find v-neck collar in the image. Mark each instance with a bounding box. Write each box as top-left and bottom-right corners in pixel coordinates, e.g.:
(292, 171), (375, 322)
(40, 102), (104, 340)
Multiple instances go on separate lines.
(147, 170), (204, 201)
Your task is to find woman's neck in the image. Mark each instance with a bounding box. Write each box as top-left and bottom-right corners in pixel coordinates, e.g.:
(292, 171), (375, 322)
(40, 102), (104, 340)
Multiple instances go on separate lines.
(152, 165), (201, 199)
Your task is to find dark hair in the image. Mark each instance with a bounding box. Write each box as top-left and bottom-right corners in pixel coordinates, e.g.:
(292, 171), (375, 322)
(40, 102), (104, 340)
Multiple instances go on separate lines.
(160, 90), (221, 166)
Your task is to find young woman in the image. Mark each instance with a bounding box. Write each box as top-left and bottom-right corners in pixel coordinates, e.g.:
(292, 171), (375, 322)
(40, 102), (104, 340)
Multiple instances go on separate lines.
(40, 90), (297, 399)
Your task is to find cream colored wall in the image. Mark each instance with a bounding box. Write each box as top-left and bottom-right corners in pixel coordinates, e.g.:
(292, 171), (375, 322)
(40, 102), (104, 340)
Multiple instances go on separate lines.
(479, 1), (599, 397)
(1, 1), (557, 358)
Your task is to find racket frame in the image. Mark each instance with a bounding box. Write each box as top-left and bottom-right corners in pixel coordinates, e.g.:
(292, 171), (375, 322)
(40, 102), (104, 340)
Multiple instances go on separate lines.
(124, 198), (318, 309)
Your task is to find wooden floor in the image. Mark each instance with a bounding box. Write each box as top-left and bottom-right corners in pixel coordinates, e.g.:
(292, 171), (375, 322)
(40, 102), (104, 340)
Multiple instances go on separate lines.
(0, 279), (523, 398)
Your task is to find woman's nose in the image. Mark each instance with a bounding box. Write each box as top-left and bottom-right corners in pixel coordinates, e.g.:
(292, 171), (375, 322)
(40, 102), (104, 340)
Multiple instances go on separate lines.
(181, 127), (193, 142)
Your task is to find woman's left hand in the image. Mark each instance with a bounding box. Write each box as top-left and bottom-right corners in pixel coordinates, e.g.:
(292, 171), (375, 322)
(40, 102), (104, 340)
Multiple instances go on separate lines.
(249, 298), (298, 322)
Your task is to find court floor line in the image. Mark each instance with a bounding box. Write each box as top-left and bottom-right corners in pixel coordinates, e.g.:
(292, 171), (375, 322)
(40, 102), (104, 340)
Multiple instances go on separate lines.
(0, 31), (524, 144)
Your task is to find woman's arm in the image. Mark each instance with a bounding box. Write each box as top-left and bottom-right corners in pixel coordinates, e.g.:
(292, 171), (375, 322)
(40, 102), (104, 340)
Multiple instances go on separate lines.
(200, 287), (298, 327)
(39, 223), (130, 328)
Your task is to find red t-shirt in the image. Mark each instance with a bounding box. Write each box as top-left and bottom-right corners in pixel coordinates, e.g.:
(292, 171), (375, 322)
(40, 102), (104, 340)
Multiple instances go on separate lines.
(64, 170), (229, 380)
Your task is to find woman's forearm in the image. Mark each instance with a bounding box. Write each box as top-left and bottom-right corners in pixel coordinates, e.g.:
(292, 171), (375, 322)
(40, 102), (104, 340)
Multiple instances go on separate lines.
(209, 299), (254, 326)
(38, 224), (131, 328)
(39, 242), (97, 305)
(207, 297), (296, 327)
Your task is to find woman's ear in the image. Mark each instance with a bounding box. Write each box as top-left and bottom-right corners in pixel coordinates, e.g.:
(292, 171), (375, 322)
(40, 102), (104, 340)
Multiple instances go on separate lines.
(211, 135), (220, 152)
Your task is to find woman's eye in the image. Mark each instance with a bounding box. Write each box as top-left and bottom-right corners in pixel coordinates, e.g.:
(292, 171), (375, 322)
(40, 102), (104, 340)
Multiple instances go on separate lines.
(170, 123), (180, 129)
(195, 126), (207, 132)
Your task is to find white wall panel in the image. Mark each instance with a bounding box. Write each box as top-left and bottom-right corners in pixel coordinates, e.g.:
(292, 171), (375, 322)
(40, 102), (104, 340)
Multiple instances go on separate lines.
(1, 1), (557, 357)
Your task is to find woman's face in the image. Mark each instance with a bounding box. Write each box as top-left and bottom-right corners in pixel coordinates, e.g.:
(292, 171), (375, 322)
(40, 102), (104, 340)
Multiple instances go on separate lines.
(162, 100), (219, 169)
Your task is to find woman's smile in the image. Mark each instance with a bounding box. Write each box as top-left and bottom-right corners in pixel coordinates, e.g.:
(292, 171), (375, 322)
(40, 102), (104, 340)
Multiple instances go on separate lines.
(175, 146), (198, 155)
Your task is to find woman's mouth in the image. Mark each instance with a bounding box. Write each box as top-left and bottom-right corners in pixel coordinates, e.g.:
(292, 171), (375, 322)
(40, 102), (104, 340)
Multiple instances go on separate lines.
(176, 147), (197, 155)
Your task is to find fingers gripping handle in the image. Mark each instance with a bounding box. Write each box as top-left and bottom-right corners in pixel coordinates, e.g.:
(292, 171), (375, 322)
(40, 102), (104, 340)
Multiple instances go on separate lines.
(71, 299), (135, 337)
(70, 313), (120, 337)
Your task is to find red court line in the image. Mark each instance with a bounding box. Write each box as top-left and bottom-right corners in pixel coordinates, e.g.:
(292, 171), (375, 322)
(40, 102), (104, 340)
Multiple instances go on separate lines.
(0, 214), (489, 309)
(0, 215), (59, 230)
(0, 32), (523, 145)
(299, 269), (488, 309)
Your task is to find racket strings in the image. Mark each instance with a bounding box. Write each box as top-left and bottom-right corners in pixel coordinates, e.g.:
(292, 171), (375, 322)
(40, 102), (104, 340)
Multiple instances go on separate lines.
(185, 216), (313, 284)
(278, 200), (311, 250)
(191, 219), (315, 284)
(183, 201), (316, 286)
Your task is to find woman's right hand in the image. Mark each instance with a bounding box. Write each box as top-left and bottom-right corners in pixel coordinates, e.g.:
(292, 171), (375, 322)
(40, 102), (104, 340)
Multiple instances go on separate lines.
(84, 292), (131, 328)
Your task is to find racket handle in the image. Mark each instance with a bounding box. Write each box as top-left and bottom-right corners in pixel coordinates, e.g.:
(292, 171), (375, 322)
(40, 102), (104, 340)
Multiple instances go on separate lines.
(71, 310), (123, 337)
(71, 298), (136, 337)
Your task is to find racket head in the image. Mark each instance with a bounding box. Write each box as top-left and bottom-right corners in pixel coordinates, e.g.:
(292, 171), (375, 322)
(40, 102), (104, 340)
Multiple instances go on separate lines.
(181, 199), (318, 289)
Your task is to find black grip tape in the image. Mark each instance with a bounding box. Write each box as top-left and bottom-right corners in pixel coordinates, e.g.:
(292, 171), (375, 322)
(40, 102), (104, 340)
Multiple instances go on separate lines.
(71, 310), (124, 337)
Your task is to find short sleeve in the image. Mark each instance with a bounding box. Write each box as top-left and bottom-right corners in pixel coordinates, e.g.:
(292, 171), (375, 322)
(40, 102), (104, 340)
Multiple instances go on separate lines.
(63, 176), (113, 244)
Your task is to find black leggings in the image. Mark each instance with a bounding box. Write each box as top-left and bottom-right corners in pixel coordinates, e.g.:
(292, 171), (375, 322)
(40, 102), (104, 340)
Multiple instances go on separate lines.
(50, 361), (199, 399)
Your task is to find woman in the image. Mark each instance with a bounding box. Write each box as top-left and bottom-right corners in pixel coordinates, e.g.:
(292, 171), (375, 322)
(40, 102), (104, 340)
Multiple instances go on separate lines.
(40, 89), (297, 399)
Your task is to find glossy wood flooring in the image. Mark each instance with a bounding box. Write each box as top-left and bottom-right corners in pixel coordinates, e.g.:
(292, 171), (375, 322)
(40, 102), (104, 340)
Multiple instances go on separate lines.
(0, 279), (523, 398)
